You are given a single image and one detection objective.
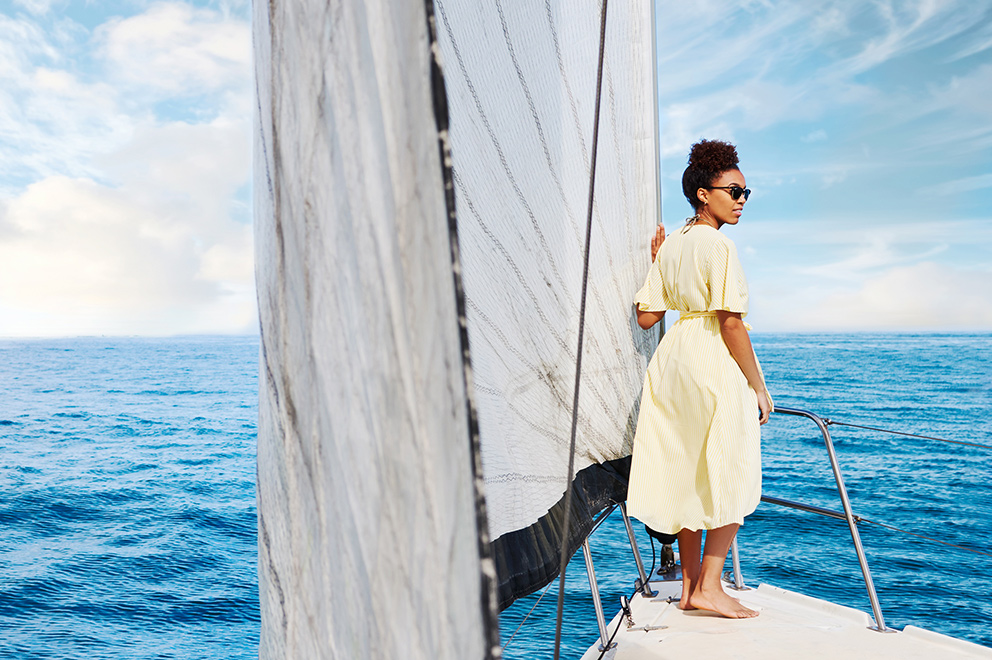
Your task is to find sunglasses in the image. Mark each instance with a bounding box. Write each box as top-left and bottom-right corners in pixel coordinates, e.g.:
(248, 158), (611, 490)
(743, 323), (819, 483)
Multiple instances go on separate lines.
(705, 185), (750, 201)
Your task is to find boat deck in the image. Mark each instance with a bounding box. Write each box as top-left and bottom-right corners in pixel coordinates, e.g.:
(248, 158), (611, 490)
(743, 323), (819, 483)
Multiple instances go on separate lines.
(580, 576), (992, 659)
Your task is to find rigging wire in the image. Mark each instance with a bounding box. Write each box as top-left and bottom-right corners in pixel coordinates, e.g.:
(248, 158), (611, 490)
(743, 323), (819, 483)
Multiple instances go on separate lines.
(500, 578), (556, 652)
(553, 1), (609, 658)
(647, 533), (657, 582)
(823, 418), (992, 451)
(500, 505), (618, 655)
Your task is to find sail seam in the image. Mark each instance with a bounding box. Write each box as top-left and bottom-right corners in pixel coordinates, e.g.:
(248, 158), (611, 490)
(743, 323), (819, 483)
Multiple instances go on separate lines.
(425, 1), (502, 657)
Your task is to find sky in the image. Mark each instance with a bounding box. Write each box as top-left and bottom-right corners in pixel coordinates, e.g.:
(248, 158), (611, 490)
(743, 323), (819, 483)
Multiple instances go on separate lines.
(0, 0), (990, 336)
(655, 1), (992, 331)
(0, 0), (252, 337)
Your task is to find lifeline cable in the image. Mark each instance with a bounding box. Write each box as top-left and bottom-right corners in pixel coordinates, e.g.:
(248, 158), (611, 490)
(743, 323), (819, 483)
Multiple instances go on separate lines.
(860, 518), (992, 559)
(553, 1), (609, 658)
(824, 418), (992, 451)
(594, 612), (624, 660)
(767, 500), (992, 559)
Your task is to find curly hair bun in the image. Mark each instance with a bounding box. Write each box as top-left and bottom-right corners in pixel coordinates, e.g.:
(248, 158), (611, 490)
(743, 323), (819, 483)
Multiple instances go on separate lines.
(687, 139), (739, 172)
(682, 139), (741, 210)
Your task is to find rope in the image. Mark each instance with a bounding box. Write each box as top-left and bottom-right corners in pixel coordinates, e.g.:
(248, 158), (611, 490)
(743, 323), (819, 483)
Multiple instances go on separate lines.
(647, 533), (657, 581)
(501, 578), (556, 652)
(594, 565), (658, 660)
(823, 418), (992, 451)
(553, 2), (609, 658)
(594, 612), (624, 660)
(859, 518), (992, 559)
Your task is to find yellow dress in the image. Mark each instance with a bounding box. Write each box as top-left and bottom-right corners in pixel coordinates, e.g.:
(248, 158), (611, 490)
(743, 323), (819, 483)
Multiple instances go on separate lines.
(627, 223), (765, 535)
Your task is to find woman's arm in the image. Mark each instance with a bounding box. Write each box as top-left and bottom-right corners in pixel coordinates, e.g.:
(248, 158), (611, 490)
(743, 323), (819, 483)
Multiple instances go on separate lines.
(715, 310), (771, 424)
(637, 224), (668, 329)
(637, 309), (665, 329)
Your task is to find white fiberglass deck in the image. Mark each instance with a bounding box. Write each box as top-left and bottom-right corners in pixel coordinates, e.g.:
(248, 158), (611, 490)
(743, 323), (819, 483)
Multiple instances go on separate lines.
(581, 576), (992, 660)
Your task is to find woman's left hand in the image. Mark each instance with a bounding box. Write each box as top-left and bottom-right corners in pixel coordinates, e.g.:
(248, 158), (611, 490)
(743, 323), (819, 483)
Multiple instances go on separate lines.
(650, 223), (665, 262)
(757, 389), (771, 425)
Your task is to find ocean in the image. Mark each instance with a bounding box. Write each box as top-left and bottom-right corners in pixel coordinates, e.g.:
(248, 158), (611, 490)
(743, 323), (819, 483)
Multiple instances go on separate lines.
(0, 333), (988, 658)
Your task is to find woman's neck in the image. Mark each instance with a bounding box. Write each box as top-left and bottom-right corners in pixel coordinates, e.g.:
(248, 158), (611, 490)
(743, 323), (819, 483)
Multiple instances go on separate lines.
(693, 210), (721, 230)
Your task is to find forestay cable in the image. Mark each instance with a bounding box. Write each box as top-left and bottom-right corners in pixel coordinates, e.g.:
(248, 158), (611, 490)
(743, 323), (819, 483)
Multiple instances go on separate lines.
(553, 1), (609, 658)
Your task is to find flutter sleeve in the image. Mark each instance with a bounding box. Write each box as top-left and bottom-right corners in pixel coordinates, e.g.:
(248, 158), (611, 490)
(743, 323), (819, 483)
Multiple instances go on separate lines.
(705, 237), (749, 315)
(633, 254), (669, 312)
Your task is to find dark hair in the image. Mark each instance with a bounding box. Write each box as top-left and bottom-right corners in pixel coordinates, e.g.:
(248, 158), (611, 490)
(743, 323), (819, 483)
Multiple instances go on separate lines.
(681, 139), (740, 210)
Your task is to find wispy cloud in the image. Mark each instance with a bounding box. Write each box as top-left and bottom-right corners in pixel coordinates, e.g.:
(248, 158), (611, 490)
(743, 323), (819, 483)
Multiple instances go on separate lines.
(923, 173), (992, 196)
(657, 0), (992, 330)
(9, 0), (52, 17)
(801, 130), (827, 143)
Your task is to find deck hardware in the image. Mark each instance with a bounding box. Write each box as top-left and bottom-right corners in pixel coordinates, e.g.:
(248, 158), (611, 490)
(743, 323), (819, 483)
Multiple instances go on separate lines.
(657, 543), (676, 575)
(620, 595), (635, 628)
(625, 625), (668, 633)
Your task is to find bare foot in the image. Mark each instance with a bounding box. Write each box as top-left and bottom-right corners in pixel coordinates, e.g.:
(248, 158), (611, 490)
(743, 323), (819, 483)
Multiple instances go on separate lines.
(679, 591), (739, 611)
(688, 587), (758, 619)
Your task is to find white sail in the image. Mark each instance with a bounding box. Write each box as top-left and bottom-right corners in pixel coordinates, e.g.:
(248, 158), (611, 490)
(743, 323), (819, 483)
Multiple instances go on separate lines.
(253, 1), (497, 656)
(435, 0), (659, 605)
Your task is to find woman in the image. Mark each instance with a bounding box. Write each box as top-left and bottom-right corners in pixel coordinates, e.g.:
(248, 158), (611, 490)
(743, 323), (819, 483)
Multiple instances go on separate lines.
(628, 139), (771, 619)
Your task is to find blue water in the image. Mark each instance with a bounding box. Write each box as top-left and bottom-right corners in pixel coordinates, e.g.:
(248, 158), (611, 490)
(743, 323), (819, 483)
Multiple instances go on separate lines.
(0, 334), (988, 658)
(0, 337), (259, 659)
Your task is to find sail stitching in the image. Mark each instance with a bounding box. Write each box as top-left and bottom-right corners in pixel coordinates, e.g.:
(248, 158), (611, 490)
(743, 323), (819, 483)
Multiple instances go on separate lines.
(492, 0), (637, 410)
(454, 165), (629, 430)
(435, 0), (573, 302)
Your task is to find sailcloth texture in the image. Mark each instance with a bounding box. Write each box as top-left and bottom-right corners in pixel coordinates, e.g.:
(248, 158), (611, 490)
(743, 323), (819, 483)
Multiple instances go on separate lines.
(435, 0), (659, 607)
(254, 1), (497, 658)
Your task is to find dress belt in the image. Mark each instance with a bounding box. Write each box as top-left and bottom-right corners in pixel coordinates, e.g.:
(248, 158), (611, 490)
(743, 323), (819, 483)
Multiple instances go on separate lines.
(677, 311), (717, 321)
(676, 310), (752, 330)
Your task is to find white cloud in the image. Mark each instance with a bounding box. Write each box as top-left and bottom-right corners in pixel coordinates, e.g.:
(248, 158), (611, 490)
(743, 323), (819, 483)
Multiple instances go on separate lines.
(0, 171), (254, 337)
(0, 2), (254, 337)
(800, 261), (992, 330)
(97, 2), (250, 96)
(740, 216), (992, 331)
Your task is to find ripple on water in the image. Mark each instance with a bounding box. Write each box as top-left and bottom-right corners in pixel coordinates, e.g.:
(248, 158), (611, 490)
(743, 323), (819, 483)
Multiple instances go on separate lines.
(0, 336), (260, 660)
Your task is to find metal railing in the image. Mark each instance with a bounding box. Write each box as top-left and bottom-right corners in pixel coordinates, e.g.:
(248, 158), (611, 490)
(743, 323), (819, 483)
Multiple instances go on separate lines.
(731, 405), (889, 632)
